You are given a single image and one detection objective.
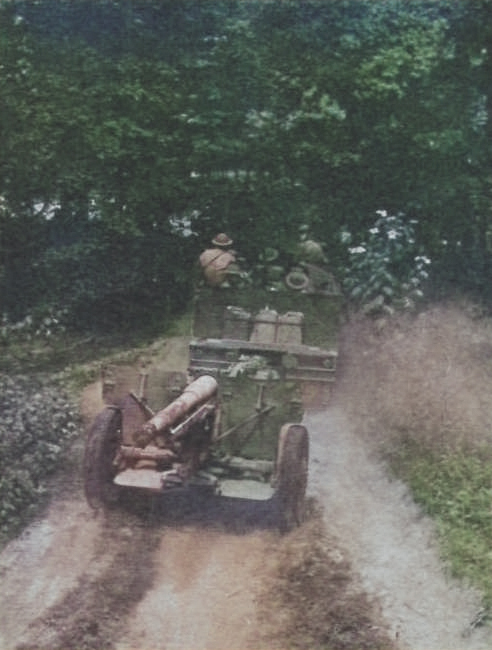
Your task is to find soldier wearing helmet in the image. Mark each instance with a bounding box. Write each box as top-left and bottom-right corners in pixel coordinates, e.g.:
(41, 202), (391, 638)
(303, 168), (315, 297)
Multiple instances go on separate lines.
(211, 233), (233, 248)
(199, 233), (239, 287)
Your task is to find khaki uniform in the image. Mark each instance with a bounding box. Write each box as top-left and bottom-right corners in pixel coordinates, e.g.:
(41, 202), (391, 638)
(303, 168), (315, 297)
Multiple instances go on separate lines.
(199, 248), (237, 286)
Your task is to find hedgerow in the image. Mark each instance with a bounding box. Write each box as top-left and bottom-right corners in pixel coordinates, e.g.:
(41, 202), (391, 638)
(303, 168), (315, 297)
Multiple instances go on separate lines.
(0, 374), (80, 542)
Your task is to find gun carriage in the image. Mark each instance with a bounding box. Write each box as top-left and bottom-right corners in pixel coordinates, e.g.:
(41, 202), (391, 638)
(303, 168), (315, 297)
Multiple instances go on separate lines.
(84, 246), (341, 530)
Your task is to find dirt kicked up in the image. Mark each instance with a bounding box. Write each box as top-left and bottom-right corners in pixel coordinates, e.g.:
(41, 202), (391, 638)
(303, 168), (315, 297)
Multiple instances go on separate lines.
(0, 336), (491, 650)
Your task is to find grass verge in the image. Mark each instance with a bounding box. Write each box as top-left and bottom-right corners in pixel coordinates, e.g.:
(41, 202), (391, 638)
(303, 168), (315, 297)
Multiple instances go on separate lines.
(0, 309), (193, 377)
(391, 441), (492, 609)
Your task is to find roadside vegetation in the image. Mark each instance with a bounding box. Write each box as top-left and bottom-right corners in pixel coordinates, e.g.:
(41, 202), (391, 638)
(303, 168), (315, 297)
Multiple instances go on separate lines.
(1, 0), (492, 640)
(1, 1), (491, 334)
(0, 372), (79, 546)
(337, 302), (492, 613)
(396, 444), (492, 610)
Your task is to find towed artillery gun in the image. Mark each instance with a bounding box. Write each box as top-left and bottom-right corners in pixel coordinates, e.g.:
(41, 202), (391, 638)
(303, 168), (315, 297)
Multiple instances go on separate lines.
(83, 262), (341, 530)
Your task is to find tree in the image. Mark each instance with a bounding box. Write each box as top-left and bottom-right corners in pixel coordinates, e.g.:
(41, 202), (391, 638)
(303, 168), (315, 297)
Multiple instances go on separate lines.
(1, 1), (491, 330)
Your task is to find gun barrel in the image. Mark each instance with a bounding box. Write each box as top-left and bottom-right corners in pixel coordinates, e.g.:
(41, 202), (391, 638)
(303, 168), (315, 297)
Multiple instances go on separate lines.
(143, 374), (218, 436)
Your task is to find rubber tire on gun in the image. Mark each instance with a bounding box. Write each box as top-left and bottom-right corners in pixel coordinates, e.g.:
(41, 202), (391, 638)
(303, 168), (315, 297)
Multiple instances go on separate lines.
(83, 407), (122, 509)
(275, 423), (309, 531)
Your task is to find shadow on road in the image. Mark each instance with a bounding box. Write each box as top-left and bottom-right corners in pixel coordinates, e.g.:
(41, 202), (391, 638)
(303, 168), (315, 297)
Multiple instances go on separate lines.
(116, 488), (283, 535)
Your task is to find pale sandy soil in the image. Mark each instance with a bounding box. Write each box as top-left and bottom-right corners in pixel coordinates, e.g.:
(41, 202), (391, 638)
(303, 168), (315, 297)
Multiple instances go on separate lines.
(0, 337), (490, 650)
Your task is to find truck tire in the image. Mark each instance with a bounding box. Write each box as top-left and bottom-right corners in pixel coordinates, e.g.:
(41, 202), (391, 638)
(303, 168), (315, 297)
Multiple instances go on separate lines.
(83, 407), (122, 509)
(275, 423), (309, 531)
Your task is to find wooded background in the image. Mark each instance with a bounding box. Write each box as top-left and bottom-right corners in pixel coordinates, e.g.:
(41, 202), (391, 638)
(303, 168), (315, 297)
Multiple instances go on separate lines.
(1, 0), (490, 331)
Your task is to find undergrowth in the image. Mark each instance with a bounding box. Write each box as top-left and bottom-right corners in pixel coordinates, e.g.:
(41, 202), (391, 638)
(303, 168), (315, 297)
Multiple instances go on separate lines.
(392, 442), (492, 608)
(0, 374), (80, 546)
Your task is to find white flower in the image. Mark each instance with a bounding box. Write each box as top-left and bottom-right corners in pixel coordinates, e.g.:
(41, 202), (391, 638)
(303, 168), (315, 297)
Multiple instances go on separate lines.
(387, 229), (398, 239)
(340, 230), (351, 244)
(349, 246), (366, 254)
(369, 227), (379, 234)
(376, 209), (387, 217)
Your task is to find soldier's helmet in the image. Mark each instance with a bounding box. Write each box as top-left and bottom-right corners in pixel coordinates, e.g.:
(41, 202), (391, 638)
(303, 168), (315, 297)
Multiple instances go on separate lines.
(212, 233), (233, 247)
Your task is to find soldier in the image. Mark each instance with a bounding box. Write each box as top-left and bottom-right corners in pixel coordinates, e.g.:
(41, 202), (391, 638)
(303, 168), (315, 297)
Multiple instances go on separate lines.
(285, 225), (339, 294)
(199, 233), (239, 287)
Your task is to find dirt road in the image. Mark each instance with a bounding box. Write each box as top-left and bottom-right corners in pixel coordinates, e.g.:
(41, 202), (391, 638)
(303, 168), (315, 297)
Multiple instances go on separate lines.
(0, 494), (270, 650)
(0, 342), (491, 649)
(0, 342), (273, 650)
(306, 406), (491, 650)
(115, 528), (266, 650)
(0, 370), (274, 650)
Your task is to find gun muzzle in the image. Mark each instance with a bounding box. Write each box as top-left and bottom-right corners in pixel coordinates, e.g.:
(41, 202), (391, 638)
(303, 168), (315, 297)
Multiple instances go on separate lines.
(138, 374), (218, 440)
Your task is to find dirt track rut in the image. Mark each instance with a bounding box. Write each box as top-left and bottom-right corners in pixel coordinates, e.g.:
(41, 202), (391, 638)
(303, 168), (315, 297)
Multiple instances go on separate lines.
(1, 360), (491, 649)
(0, 488), (272, 650)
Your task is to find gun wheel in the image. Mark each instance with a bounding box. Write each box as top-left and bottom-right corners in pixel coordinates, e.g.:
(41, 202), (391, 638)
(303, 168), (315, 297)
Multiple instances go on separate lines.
(275, 423), (309, 531)
(84, 407), (122, 509)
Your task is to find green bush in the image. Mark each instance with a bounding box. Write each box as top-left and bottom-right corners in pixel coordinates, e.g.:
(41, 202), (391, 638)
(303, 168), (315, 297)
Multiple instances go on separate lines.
(394, 444), (492, 607)
(341, 210), (431, 314)
(0, 374), (80, 543)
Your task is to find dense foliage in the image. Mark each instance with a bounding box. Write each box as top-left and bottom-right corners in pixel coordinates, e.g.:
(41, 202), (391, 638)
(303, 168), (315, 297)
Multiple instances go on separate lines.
(0, 373), (79, 541)
(0, 0), (491, 330)
(399, 445), (492, 608)
(341, 209), (431, 313)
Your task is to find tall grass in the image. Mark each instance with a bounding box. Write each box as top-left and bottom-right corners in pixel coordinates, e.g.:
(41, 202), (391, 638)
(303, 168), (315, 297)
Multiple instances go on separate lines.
(335, 301), (492, 607)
